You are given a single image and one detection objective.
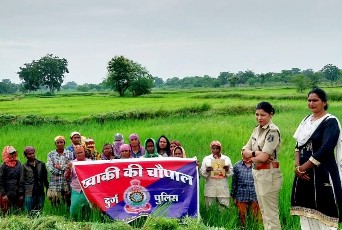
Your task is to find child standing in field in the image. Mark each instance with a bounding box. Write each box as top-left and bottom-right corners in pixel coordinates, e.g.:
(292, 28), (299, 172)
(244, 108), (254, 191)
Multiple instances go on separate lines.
(231, 155), (260, 229)
(200, 141), (233, 209)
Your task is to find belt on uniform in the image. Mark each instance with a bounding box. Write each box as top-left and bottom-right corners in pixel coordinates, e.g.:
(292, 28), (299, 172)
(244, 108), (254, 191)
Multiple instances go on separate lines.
(255, 162), (279, 170)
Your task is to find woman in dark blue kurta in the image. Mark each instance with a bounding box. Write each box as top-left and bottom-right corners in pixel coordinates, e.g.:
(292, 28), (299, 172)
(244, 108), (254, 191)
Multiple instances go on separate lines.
(291, 88), (342, 229)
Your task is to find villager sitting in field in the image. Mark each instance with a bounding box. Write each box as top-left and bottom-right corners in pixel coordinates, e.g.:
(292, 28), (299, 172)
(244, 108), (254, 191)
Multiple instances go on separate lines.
(120, 144), (132, 159)
(157, 135), (171, 157)
(113, 133), (124, 158)
(101, 143), (115, 160)
(66, 131), (82, 160)
(170, 140), (182, 155)
(200, 141), (233, 209)
(231, 155), (260, 229)
(19, 146), (49, 217)
(142, 138), (160, 158)
(129, 133), (145, 158)
(0, 146), (23, 214)
(65, 145), (91, 220)
(46, 136), (73, 207)
(172, 146), (186, 158)
(84, 137), (100, 160)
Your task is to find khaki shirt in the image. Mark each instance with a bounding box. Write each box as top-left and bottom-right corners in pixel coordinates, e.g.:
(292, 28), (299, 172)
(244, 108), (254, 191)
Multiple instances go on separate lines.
(242, 121), (281, 161)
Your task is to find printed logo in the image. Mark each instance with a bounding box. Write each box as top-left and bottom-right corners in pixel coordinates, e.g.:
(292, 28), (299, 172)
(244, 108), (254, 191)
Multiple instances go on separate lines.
(124, 179), (151, 213)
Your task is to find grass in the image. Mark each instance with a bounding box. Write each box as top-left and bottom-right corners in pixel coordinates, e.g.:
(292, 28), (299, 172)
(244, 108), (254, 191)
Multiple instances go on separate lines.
(1, 86), (342, 229)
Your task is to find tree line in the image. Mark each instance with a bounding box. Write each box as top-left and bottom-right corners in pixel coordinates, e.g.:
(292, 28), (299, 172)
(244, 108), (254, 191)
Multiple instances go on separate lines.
(1, 54), (341, 95)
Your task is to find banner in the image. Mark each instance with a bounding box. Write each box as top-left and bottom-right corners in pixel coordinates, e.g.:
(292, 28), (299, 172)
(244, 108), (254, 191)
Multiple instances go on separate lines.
(74, 157), (199, 222)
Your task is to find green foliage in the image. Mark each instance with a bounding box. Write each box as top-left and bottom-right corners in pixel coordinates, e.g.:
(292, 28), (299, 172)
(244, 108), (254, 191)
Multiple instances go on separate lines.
(290, 74), (310, 92)
(0, 79), (19, 94)
(321, 64), (341, 84)
(143, 217), (180, 230)
(228, 75), (238, 87)
(17, 54), (68, 94)
(0, 215), (133, 230)
(106, 55), (152, 96)
(129, 75), (154, 96)
(0, 114), (68, 126)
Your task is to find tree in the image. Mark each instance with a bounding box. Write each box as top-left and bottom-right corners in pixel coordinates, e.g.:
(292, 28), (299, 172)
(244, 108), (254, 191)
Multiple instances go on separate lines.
(129, 75), (154, 96)
(17, 61), (42, 92)
(0, 79), (18, 94)
(153, 77), (164, 88)
(18, 54), (69, 93)
(321, 64), (340, 84)
(228, 75), (239, 87)
(236, 70), (255, 85)
(62, 81), (78, 90)
(290, 74), (310, 92)
(106, 55), (152, 96)
(302, 69), (321, 88)
(218, 72), (233, 86)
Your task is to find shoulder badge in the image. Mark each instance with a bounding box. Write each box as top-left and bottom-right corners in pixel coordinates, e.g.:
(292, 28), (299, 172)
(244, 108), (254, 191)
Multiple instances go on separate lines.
(267, 134), (274, 142)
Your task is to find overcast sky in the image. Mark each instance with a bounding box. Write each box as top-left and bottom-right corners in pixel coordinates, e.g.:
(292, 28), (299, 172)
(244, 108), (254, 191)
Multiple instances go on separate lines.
(1, 0), (341, 84)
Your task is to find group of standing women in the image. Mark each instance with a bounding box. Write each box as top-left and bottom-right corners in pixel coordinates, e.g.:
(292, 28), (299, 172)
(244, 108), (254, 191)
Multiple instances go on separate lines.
(242, 88), (342, 230)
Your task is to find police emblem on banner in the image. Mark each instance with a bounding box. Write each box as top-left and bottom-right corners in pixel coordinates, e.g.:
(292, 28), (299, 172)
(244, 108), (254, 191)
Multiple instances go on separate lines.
(124, 179), (151, 213)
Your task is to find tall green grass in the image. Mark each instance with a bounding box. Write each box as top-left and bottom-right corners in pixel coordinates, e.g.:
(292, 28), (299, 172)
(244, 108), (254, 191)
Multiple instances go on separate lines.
(1, 87), (342, 229)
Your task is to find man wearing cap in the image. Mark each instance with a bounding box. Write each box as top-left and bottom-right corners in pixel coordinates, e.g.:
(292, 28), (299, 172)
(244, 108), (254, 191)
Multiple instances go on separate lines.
(46, 136), (73, 207)
(0, 146), (23, 214)
(19, 146), (49, 216)
(66, 131), (82, 160)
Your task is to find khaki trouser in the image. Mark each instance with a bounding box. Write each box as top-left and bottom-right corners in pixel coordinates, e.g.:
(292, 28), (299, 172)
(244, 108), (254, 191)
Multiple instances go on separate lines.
(253, 168), (282, 230)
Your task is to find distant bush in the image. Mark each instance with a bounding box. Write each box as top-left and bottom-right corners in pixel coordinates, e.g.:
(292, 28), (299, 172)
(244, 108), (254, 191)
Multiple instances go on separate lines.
(0, 114), (68, 126)
(76, 103), (212, 124)
(0, 102), (296, 127)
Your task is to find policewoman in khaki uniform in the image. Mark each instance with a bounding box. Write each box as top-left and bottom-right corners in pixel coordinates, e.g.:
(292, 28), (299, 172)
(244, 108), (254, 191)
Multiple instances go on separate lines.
(242, 101), (282, 230)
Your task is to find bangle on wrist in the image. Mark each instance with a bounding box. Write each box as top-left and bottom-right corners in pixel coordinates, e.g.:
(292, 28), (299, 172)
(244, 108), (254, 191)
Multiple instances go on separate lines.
(296, 166), (306, 174)
(252, 151), (256, 157)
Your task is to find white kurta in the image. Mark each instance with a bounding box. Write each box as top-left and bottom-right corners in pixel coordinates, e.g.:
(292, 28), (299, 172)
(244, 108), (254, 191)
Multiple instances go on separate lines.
(200, 154), (233, 198)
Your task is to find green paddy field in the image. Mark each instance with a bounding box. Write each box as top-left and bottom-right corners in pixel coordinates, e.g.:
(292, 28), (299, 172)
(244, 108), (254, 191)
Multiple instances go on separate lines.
(1, 86), (342, 229)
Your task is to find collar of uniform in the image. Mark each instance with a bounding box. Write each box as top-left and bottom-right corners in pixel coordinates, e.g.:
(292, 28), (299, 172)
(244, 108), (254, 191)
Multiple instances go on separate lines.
(259, 121), (272, 130)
